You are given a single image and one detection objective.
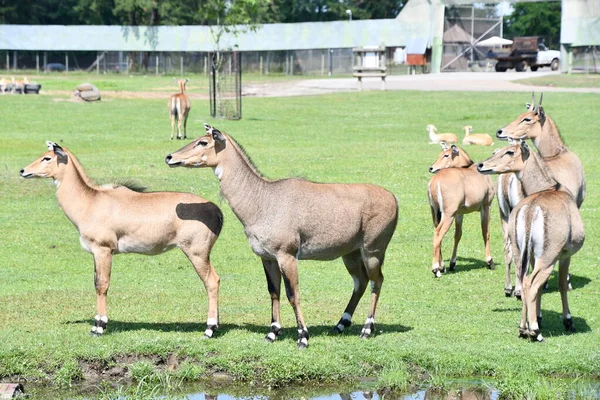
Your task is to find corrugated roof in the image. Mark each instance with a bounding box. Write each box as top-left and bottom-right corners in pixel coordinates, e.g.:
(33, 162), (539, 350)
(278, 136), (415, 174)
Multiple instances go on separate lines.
(0, 19), (429, 52)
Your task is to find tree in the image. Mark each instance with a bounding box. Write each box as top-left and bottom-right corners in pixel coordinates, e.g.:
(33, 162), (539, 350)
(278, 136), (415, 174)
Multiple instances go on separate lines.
(503, 2), (561, 48)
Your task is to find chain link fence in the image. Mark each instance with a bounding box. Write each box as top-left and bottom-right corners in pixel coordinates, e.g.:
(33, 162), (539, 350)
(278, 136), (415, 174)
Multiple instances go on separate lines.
(0, 48), (410, 76)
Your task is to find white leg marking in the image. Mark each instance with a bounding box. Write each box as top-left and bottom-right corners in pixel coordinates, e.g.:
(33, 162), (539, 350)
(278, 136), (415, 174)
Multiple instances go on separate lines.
(204, 328), (214, 337)
(566, 313), (572, 319)
(341, 312), (352, 322)
(266, 332), (276, 341)
(96, 326), (104, 334)
(207, 318), (218, 326)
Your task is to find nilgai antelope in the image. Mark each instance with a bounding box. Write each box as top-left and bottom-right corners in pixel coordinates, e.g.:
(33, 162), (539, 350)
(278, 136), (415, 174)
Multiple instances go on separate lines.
(20, 142), (223, 338)
(166, 124), (398, 348)
(427, 124), (458, 144)
(427, 142), (495, 277)
(169, 78), (191, 140)
(496, 93), (586, 208)
(462, 125), (493, 146)
(478, 141), (584, 341)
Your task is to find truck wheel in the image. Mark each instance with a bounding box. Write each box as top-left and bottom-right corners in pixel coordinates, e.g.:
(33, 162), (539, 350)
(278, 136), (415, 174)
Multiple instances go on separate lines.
(495, 64), (507, 72)
(551, 59), (559, 71)
(515, 61), (527, 72)
(530, 66), (539, 72)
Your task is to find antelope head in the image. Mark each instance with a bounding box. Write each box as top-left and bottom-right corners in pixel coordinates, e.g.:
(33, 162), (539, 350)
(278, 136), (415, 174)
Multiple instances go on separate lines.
(428, 143), (472, 173)
(477, 140), (530, 175)
(496, 93), (546, 140)
(20, 141), (69, 180)
(174, 77), (189, 92)
(165, 124), (227, 170)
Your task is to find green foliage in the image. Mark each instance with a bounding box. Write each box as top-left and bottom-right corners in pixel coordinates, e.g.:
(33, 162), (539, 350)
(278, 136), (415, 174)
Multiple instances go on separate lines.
(503, 2), (561, 48)
(0, 81), (598, 398)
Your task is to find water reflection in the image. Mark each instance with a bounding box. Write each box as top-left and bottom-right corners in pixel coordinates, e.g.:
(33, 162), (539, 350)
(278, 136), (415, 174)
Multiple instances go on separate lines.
(184, 388), (499, 400)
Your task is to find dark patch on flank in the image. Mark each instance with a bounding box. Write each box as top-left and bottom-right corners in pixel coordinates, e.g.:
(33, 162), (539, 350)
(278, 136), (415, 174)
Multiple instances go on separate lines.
(176, 202), (223, 236)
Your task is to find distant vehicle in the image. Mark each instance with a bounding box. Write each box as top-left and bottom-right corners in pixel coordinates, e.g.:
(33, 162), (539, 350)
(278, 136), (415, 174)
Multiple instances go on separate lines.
(44, 63), (66, 72)
(491, 36), (560, 72)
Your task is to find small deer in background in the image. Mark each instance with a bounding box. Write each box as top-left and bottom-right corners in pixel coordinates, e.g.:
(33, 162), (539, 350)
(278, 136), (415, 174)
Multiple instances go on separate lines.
(462, 125), (493, 146)
(169, 78), (191, 140)
(11, 76), (28, 94)
(427, 124), (458, 144)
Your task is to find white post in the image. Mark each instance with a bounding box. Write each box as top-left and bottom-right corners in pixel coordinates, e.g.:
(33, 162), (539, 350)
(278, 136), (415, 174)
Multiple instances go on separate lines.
(156, 54), (159, 75)
(36, 53), (39, 74)
(259, 55), (263, 76)
(65, 53), (69, 73)
(180, 54), (183, 76)
(96, 52), (100, 74)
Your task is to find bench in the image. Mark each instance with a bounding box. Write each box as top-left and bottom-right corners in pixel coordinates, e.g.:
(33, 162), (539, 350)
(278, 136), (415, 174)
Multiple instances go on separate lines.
(353, 68), (387, 91)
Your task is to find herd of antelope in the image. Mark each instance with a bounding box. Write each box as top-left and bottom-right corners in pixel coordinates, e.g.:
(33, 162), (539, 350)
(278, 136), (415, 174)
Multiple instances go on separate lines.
(19, 90), (585, 347)
(0, 76), (29, 94)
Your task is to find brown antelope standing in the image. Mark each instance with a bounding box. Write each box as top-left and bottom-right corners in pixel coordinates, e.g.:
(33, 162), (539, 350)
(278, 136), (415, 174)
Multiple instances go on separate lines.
(0, 77), (7, 93)
(427, 142), (495, 277)
(478, 141), (584, 341)
(496, 93), (586, 208)
(462, 125), (493, 146)
(20, 142), (223, 338)
(165, 124), (398, 348)
(427, 124), (458, 144)
(169, 78), (191, 140)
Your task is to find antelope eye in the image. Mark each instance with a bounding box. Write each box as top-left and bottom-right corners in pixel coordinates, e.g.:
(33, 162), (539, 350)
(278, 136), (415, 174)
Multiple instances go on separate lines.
(42, 157), (51, 161)
(197, 140), (209, 147)
(443, 154), (449, 158)
(505, 151), (515, 156)
(523, 118), (532, 122)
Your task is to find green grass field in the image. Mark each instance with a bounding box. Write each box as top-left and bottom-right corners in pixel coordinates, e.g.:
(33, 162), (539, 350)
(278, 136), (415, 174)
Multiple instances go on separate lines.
(0, 80), (599, 399)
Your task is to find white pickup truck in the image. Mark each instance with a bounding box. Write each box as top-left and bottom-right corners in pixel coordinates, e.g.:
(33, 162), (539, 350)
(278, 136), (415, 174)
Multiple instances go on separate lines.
(493, 37), (560, 72)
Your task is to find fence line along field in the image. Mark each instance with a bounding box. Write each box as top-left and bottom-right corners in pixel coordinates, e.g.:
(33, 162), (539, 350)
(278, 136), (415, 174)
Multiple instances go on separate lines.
(0, 84), (598, 398)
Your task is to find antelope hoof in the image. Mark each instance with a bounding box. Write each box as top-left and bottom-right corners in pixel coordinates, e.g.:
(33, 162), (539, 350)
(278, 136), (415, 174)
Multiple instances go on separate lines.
(449, 261), (456, 272)
(297, 329), (309, 349)
(432, 269), (442, 278)
(360, 322), (375, 339)
(487, 259), (495, 270)
(333, 318), (351, 334)
(504, 287), (514, 297)
(518, 328), (529, 339)
(265, 324), (282, 343)
(529, 330), (544, 342)
(90, 328), (103, 337)
(514, 290), (522, 301)
(563, 318), (576, 332)
(537, 317), (543, 330)
(202, 324), (218, 339)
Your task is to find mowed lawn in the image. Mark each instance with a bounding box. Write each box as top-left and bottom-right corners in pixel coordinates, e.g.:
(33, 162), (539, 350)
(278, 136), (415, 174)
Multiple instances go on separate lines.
(0, 84), (599, 398)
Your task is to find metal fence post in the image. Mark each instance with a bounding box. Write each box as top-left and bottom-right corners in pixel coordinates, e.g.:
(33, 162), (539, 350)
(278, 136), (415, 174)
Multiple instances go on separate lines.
(65, 53), (69, 73)
(156, 54), (159, 75)
(13, 51), (17, 70)
(6, 52), (9, 73)
(36, 53), (39, 74)
(180, 54), (183, 76)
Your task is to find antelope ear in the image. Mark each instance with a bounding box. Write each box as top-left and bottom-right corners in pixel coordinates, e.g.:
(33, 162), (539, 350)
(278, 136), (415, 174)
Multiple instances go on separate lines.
(535, 105), (546, 126)
(46, 141), (66, 157)
(451, 145), (459, 155)
(185, 78), (189, 83)
(204, 123), (226, 143)
(439, 141), (448, 150)
(173, 77), (178, 82)
(520, 141), (530, 160)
